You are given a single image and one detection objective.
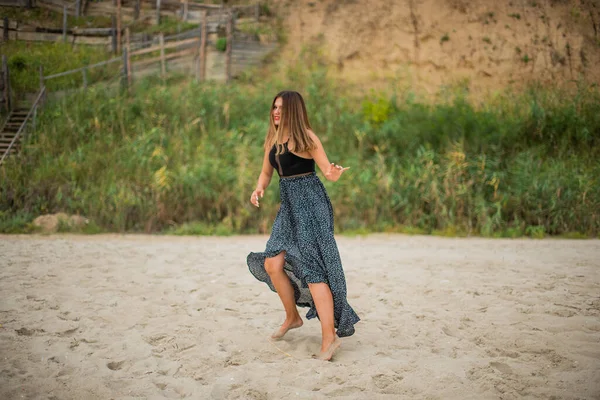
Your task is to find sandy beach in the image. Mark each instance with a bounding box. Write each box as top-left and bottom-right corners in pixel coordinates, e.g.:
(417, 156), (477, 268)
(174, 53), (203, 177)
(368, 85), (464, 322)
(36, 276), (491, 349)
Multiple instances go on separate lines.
(0, 234), (599, 399)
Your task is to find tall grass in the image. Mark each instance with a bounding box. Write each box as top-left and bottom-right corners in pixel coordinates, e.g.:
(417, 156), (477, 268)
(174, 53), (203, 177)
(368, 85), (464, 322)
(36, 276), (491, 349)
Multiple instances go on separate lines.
(1, 59), (599, 236)
(4, 42), (114, 93)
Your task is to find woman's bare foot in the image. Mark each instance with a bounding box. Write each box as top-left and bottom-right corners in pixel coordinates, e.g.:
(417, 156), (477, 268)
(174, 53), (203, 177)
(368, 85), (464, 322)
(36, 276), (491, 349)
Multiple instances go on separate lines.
(271, 316), (303, 340)
(315, 335), (341, 361)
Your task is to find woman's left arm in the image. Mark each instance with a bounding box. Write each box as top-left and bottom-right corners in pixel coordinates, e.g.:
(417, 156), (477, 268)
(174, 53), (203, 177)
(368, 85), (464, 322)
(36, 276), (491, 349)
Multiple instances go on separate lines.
(308, 131), (349, 182)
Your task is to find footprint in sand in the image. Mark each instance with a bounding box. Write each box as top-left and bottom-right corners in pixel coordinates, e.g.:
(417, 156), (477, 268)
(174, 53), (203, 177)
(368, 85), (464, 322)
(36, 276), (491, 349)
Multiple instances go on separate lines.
(490, 361), (513, 375)
(107, 361), (125, 371)
(224, 352), (248, 367)
(56, 327), (79, 337)
(547, 307), (577, 318)
(372, 373), (404, 392)
(15, 327), (45, 336)
(442, 326), (460, 338)
(240, 388), (268, 400)
(487, 347), (520, 359)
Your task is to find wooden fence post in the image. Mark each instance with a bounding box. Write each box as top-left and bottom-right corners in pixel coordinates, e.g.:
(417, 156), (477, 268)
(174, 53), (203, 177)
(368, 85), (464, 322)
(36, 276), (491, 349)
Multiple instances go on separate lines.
(225, 12), (233, 83)
(122, 47), (129, 90)
(39, 65), (46, 104)
(219, 1), (224, 27)
(156, 0), (161, 25)
(75, 0), (81, 17)
(198, 11), (207, 81)
(3, 17), (8, 42)
(134, 0), (140, 20)
(182, 0), (188, 21)
(63, 5), (68, 43)
(117, 0), (122, 53)
(126, 27), (132, 87)
(82, 67), (88, 89)
(39, 65), (44, 91)
(2, 55), (10, 112)
(111, 15), (117, 54)
(159, 33), (166, 80)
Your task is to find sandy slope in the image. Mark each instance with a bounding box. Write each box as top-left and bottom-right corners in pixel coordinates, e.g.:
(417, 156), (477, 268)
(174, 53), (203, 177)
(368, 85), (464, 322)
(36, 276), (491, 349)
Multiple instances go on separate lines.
(271, 0), (600, 97)
(0, 234), (599, 399)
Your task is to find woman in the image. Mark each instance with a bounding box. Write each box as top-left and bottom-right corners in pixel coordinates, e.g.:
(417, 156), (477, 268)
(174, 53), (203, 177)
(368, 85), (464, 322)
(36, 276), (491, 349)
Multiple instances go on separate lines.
(246, 91), (360, 361)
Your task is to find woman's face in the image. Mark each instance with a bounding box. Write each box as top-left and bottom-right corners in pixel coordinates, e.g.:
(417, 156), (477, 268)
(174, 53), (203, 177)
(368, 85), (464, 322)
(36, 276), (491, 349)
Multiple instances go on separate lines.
(272, 97), (283, 126)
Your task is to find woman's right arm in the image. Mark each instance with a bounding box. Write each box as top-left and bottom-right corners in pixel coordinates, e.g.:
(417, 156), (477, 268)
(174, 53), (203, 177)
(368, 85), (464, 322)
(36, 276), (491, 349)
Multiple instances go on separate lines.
(250, 149), (274, 208)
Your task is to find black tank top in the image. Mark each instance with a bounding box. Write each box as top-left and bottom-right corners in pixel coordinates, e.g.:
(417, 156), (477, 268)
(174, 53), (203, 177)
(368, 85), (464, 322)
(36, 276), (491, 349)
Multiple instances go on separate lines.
(269, 142), (315, 177)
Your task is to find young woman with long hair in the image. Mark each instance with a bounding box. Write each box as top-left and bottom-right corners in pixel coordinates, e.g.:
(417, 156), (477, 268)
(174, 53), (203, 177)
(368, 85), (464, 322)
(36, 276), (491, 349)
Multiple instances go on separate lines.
(246, 91), (359, 361)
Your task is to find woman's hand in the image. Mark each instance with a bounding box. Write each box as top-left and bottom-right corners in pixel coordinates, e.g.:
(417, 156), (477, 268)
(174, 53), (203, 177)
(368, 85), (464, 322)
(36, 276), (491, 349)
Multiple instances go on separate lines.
(325, 163), (350, 182)
(250, 188), (264, 208)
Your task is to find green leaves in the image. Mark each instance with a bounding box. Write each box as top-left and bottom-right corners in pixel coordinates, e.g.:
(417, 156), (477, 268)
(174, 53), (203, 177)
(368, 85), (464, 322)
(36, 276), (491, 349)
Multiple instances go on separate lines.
(1, 67), (598, 236)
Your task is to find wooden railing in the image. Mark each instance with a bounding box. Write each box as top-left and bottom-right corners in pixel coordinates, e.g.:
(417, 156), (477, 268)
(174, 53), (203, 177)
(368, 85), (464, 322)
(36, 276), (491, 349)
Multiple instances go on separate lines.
(0, 85), (46, 165)
(43, 56), (123, 89)
(1, 55), (12, 113)
(1, 10), (261, 54)
(39, 26), (208, 89)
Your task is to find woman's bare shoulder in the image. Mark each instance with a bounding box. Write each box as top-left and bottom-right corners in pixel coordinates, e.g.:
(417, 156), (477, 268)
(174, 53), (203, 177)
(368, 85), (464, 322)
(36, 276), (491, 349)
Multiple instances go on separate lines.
(307, 129), (321, 143)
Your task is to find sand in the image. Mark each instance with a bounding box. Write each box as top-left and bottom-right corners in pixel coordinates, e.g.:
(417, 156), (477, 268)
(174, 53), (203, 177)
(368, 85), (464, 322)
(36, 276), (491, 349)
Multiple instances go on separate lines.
(0, 234), (599, 399)
(274, 0), (600, 97)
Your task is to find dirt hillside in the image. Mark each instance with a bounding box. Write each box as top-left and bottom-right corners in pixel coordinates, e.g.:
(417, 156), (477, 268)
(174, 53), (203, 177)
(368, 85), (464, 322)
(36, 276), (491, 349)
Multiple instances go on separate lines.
(268, 0), (600, 97)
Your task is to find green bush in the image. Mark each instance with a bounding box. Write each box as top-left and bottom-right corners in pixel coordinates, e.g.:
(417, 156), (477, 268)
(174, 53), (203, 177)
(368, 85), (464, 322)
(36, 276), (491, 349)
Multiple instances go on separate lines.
(216, 37), (227, 52)
(1, 57), (598, 236)
(4, 42), (113, 93)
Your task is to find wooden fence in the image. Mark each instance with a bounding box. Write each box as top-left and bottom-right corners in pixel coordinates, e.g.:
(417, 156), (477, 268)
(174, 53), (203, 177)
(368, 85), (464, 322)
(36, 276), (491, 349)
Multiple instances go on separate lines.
(1, 55), (11, 112)
(0, 0), (35, 7)
(36, 0), (89, 17)
(0, 14), (244, 51)
(0, 4), (275, 112)
(36, 13), (275, 92)
(2, 0), (261, 23)
(81, 0), (259, 23)
(1, 17), (114, 46)
(1, 3), (262, 52)
(0, 6), (275, 165)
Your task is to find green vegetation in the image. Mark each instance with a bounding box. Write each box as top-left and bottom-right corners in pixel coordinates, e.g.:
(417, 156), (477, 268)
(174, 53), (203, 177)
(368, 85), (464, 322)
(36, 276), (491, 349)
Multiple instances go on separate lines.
(237, 19), (279, 42)
(482, 11), (496, 25)
(2, 6), (277, 94)
(135, 16), (197, 35)
(0, 6), (193, 34)
(0, 211), (38, 234)
(216, 37), (227, 52)
(1, 51), (599, 238)
(440, 33), (450, 44)
(4, 41), (115, 93)
(0, 6), (113, 28)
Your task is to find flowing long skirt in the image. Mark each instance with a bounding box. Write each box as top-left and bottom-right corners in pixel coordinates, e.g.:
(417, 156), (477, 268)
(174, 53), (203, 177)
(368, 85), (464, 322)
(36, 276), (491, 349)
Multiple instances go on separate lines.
(246, 172), (360, 337)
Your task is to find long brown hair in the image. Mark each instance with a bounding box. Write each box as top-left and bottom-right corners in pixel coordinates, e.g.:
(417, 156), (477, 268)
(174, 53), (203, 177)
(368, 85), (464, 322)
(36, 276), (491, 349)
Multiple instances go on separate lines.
(264, 91), (316, 155)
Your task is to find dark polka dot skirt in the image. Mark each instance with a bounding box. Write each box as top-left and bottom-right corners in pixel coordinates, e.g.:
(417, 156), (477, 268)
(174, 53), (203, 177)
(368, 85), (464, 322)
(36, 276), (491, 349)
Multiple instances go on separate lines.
(247, 172), (360, 337)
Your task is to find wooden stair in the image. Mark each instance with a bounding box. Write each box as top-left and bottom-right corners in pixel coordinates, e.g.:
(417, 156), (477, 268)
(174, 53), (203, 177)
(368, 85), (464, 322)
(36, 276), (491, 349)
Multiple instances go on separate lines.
(0, 108), (29, 162)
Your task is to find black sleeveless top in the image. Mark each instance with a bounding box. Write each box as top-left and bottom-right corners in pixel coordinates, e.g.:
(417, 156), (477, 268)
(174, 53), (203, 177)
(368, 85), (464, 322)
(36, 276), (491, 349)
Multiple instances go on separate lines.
(269, 142), (315, 177)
